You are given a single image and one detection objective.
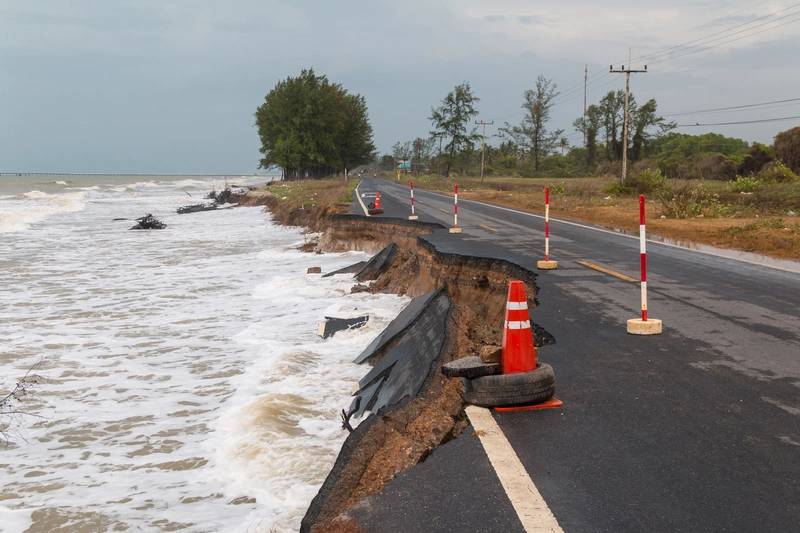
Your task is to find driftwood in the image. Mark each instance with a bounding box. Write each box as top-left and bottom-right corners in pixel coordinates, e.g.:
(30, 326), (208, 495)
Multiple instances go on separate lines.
(1, 361), (42, 444)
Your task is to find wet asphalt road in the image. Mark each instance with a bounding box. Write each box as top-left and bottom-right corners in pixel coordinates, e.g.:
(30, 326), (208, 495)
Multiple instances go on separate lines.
(353, 176), (800, 533)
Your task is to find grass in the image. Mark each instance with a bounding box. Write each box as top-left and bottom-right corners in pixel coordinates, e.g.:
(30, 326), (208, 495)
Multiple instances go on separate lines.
(389, 173), (800, 260)
(263, 176), (357, 209)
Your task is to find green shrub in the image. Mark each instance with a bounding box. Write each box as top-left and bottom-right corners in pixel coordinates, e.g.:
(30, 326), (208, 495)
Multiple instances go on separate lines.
(604, 169), (667, 196)
(737, 143), (774, 175)
(627, 168), (667, 194)
(774, 126), (800, 173)
(657, 184), (724, 218)
(730, 176), (762, 193)
(756, 161), (799, 183)
(547, 182), (566, 195)
(604, 181), (632, 196)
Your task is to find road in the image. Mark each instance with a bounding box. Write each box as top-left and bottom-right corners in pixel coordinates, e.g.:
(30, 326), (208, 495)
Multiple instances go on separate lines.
(353, 176), (800, 532)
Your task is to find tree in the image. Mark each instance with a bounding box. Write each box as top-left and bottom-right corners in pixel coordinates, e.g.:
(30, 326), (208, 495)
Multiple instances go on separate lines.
(629, 99), (674, 161)
(738, 143), (774, 175)
(501, 76), (563, 171)
(255, 69), (375, 179)
(392, 141), (412, 163)
(337, 94), (376, 174)
(412, 137), (435, 174)
(599, 90), (625, 160)
(573, 104), (603, 167)
(559, 137), (570, 155)
(649, 133), (748, 178)
(429, 82), (481, 176)
(774, 126), (800, 173)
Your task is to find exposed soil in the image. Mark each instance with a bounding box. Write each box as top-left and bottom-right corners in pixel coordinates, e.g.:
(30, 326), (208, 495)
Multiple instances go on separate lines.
(255, 193), (543, 532)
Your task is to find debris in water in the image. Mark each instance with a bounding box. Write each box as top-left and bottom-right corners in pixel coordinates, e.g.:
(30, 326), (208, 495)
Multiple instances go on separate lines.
(130, 214), (166, 230)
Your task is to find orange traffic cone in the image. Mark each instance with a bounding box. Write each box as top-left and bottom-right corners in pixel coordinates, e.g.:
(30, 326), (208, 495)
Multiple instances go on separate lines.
(368, 191), (384, 215)
(495, 280), (564, 412)
(501, 280), (537, 374)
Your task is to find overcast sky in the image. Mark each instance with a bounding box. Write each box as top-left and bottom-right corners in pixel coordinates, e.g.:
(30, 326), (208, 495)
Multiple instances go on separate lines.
(1, 0), (798, 173)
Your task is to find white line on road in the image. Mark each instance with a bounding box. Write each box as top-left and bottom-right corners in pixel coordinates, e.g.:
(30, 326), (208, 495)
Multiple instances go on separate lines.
(354, 181), (370, 217)
(466, 406), (563, 533)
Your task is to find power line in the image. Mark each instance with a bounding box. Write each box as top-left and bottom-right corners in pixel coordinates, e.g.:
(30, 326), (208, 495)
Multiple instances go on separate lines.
(553, 3), (800, 105)
(676, 115), (800, 127)
(664, 97), (800, 117)
(635, 2), (800, 65)
(496, 4), (800, 136)
(646, 13), (800, 67)
(556, 3), (800, 99)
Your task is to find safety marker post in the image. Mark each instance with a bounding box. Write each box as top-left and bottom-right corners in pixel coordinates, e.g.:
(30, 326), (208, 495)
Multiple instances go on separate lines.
(408, 180), (418, 220)
(449, 182), (462, 233)
(627, 195), (662, 335)
(537, 187), (558, 270)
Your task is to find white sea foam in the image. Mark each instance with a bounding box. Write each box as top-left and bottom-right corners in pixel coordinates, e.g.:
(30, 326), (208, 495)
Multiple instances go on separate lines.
(170, 178), (208, 188)
(0, 182), (406, 532)
(0, 507), (32, 533)
(0, 191), (87, 233)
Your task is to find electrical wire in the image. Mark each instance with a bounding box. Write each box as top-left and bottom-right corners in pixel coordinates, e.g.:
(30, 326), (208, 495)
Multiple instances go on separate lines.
(664, 97), (800, 117)
(676, 115), (800, 127)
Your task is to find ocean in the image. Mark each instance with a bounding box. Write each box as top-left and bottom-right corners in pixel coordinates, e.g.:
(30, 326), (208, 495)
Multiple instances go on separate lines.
(0, 175), (407, 531)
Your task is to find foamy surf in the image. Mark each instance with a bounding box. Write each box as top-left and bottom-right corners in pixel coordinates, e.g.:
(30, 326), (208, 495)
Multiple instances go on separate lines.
(0, 190), (87, 233)
(0, 175), (405, 532)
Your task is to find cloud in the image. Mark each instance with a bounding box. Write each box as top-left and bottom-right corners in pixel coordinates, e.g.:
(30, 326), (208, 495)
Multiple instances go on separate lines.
(0, 0), (797, 171)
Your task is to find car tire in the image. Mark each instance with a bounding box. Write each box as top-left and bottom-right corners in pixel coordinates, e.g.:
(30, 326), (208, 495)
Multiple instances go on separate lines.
(464, 363), (555, 407)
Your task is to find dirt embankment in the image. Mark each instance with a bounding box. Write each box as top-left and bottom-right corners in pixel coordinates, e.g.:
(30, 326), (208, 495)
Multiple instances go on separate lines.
(258, 199), (541, 532)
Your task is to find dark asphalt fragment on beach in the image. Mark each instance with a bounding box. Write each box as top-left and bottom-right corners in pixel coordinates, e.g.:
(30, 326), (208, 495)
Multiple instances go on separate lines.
(130, 214), (166, 230)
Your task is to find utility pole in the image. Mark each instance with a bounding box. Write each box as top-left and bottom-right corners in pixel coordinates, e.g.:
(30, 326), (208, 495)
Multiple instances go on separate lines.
(583, 64), (588, 147)
(610, 52), (647, 184)
(475, 119), (494, 184)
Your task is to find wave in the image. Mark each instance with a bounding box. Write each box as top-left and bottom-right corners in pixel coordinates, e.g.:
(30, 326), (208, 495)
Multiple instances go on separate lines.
(0, 191), (87, 233)
(169, 179), (208, 188)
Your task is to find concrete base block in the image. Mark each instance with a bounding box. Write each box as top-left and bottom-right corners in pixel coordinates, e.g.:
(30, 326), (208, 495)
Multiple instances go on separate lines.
(627, 318), (663, 335)
(408, 215), (418, 220)
(449, 226), (463, 234)
(536, 260), (558, 270)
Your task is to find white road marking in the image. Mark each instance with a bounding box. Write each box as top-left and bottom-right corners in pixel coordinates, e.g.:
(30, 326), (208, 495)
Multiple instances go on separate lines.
(466, 406), (564, 533)
(354, 181), (370, 216)
(396, 184), (800, 275)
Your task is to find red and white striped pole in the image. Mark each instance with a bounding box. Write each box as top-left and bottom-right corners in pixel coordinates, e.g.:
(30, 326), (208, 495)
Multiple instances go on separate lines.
(627, 194), (662, 334)
(449, 182), (462, 233)
(639, 194), (648, 321)
(537, 187), (558, 269)
(544, 187), (551, 260)
(408, 180), (418, 220)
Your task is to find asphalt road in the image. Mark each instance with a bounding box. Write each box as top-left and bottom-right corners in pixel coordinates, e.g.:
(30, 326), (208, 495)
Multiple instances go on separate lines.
(354, 176), (800, 532)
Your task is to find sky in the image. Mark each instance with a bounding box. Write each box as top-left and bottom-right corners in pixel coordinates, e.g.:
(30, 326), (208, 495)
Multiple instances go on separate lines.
(1, 0), (798, 173)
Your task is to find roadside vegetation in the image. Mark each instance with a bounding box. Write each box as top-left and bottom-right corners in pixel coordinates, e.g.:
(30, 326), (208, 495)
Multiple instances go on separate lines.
(376, 78), (799, 260)
(396, 173), (799, 259)
(249, 177), (357, 231)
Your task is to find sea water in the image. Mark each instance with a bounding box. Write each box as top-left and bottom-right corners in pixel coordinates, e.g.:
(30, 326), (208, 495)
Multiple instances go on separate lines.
(0, 176), (407, 532)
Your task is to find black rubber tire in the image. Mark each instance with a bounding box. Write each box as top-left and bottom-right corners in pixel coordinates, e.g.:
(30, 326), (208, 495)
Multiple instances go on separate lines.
(442, 356), (500, 379)
(464, 364), (555, 407)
